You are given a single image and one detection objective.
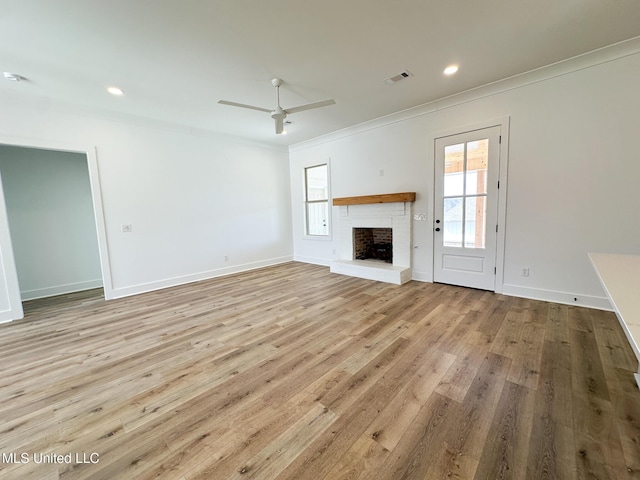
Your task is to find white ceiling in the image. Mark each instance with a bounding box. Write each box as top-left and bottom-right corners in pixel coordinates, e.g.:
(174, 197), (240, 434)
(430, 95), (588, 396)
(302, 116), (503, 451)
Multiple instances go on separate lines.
(2, 0), (640, 147)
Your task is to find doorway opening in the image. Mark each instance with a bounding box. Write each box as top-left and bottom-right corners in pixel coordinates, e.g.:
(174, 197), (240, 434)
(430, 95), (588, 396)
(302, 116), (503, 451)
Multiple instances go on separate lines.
(0, 141), (111, 322)
(0, 145), (103, 304)
(432, 119), (509, 292)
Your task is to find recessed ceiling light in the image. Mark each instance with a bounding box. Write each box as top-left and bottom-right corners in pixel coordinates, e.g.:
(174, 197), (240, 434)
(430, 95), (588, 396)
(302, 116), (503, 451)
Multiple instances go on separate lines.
(443, 65), (459, 76)
(107, 86), (124, 96)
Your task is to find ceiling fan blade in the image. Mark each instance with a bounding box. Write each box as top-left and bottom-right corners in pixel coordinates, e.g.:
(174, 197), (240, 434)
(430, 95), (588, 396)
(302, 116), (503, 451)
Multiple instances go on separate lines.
(284, 99), (335, 115)
(218, 100), (271, 113)
(275, 117), (284, 134)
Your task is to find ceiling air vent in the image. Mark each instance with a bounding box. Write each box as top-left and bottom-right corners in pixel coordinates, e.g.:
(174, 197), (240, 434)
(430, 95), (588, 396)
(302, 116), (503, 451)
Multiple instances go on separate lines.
(384, 70), (413, 86)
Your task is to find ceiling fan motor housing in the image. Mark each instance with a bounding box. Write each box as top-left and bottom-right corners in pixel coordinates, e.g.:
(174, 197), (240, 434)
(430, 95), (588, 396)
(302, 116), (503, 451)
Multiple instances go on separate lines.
(271, 107), (286, 120)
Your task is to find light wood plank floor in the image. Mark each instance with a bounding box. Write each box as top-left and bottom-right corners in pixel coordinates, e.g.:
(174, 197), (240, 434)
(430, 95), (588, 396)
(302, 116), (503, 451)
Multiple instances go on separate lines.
(1, 262), (639, 479)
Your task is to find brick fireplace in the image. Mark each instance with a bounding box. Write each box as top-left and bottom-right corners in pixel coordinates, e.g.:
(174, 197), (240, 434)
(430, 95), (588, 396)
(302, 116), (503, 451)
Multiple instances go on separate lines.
(353, 228), (393, 262)
(330, 192), (415, 285)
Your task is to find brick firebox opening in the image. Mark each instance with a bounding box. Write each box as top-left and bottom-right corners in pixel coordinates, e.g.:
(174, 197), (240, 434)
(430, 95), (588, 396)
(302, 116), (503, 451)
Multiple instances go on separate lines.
(353, 228), (393, 263)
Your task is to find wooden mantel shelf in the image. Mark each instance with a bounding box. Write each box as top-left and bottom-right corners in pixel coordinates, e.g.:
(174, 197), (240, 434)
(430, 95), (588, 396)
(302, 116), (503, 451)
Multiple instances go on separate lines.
(333, 192), (416, 206)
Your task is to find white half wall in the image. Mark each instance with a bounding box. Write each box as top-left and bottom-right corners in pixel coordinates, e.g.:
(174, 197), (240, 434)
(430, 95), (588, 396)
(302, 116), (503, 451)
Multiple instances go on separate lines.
(290, 39), (640, 310)
(0, 93), (293, 321)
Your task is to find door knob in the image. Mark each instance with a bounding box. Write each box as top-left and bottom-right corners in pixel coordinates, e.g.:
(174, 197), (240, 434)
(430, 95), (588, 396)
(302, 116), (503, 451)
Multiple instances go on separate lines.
(435, 227), (441, 232)
(435, 219), (441, 223)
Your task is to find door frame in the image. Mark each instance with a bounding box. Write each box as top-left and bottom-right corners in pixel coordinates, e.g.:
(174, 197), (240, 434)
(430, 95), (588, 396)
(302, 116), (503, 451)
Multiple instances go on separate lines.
(427, 117), (510, 293)
(0, 135), (113, 322)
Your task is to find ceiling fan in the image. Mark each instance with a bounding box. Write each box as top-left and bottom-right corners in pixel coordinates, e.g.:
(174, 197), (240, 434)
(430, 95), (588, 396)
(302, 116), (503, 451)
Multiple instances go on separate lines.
(218, 78), (335, 134)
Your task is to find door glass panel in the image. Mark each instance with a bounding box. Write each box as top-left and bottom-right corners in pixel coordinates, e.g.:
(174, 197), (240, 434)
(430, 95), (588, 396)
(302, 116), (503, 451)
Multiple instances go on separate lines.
(444, 143), (464, 196)
(464, 196), (486, 248)
(465, 139), (488, 195)
(441, 138), (490, 249)
(443, 197), (463, 247)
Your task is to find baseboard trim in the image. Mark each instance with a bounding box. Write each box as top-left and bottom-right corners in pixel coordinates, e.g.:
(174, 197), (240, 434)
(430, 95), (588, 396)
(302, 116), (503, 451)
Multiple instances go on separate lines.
(292, 255), (331, 267)
(110, 256), (294, 299)
(20, 279), (104, 301)
(501, 284), (612, 310)
(0, 309), (17, 324)
(411, 271), (432, 282)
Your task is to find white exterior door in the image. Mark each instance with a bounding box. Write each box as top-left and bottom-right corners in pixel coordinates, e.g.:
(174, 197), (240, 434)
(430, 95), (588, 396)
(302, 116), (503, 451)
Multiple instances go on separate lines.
(433, 126), (501, 290)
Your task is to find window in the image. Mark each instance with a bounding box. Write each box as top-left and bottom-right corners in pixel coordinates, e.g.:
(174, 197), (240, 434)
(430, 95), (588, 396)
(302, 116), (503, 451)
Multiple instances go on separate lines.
(304, 164), (329, 236)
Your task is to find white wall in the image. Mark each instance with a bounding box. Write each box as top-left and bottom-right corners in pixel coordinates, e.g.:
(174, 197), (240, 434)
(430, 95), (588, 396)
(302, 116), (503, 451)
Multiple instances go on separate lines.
(0, 145), (102, 300)
(290, 40), (640, 309)
(0, 94), (292, 322)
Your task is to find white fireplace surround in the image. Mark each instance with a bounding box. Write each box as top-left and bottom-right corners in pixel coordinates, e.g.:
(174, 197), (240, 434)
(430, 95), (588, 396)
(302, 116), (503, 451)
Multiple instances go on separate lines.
(330, 201), (413, 284)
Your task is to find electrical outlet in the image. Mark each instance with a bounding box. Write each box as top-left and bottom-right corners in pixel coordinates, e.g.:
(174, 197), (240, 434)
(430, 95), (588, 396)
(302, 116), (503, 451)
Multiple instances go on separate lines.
(379, 169), (384, 176)
(121, 224), (132, 233)
(224, 255), (229, 262)
(521, 267), (529, 277)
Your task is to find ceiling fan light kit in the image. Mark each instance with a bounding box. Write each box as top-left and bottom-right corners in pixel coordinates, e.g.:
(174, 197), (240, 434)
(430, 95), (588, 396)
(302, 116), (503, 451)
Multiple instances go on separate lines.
(218, 78), (335, 134)
(3, 72), (27, 82)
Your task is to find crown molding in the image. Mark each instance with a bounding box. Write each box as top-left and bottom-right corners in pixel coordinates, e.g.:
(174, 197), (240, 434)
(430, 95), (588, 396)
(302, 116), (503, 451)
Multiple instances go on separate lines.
(290, 35), (640, 153)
